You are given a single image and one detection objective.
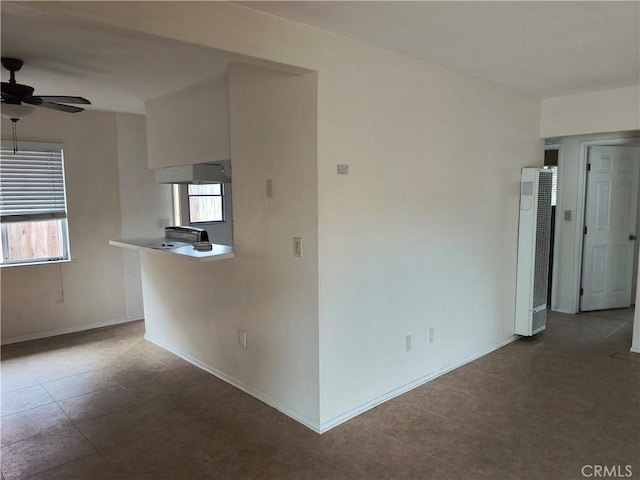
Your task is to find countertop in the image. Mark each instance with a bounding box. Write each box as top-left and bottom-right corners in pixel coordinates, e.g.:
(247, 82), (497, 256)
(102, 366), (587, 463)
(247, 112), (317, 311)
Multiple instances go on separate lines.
(109, 238), (234, 263)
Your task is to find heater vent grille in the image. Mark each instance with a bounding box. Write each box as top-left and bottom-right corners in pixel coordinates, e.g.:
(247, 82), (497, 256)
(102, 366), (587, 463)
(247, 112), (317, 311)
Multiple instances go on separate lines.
(532, 308), (546, 334)
(532, 170), (553, 309)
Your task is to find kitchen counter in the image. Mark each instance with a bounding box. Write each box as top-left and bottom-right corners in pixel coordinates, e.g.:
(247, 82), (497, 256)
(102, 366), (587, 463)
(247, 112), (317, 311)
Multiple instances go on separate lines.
(109, 238), (234, 262)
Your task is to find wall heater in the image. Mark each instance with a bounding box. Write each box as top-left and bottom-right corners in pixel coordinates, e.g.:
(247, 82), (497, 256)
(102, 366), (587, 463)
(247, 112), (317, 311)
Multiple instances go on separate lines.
(515, 168), (553, 336)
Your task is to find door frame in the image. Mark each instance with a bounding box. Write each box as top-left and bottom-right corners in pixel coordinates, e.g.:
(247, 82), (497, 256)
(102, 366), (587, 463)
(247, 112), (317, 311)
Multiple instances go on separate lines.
(573, 137), (640, 313)
(545, 143), (563, 311)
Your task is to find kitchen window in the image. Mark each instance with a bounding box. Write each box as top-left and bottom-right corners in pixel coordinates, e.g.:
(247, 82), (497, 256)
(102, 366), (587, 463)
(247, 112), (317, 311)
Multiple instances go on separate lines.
(187, 184), (223, 223)
(0, 142), (71, 266)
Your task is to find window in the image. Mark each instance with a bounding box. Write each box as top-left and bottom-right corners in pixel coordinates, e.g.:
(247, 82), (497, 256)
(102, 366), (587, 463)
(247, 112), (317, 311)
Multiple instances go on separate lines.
(0, 142), (70, 266)
(186, 184), (224, 223)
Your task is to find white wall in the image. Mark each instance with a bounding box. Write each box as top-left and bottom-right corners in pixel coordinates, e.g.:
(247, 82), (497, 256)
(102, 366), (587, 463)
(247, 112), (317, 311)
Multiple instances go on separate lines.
(315, 38), (541, 424)
(146, 76), (230, 169)
(116, 113), (173, 319)
(142, 63), (320, 425)
(550, 132), (640, 313)
(541, 85), (640, 139)
(1, 109), (128, 342)
(40, 2), (542, 429)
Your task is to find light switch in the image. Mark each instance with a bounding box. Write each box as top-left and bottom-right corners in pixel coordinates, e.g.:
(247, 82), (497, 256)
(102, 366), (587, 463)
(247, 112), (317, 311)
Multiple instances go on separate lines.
(266, 179), (273, 198)
(564, 210), (572, 221)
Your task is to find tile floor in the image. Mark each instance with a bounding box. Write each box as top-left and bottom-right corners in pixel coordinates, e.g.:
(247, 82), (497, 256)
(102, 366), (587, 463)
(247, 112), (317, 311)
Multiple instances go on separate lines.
(1, 309), (638, 479)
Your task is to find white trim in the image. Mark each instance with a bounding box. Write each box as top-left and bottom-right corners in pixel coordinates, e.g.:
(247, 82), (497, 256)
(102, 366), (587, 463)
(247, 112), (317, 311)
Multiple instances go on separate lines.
(574, 137), (640, 313)
(0, 258), (73, 269)
(145, 332), (518, 434)
(631, 346), (640, 354)
(552, 307), (576, 314)
(1, 316), (142, 345)
(144, 333), (322, 433)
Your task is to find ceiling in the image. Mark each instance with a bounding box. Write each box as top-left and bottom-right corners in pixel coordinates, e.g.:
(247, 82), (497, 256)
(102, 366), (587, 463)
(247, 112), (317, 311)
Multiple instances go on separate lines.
(1, 2), (232, 114)
(239, 1), (640, 98)
(1, 1), (638, 116)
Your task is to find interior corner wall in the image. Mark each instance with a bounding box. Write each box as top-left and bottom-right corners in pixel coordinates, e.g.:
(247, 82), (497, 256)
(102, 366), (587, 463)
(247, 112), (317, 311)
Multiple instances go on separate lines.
(140, 62), (320, 425)
(550, 131), (640, 314)
(115, 113), (173, 320)
(1, 109), (127, 342)
(540, 85), (640, 139)
(36, 2), (541, 428)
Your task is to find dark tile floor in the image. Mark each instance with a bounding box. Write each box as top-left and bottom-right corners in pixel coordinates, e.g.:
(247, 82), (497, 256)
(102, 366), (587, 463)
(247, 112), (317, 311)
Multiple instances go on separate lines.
(1, 309), (638, 479)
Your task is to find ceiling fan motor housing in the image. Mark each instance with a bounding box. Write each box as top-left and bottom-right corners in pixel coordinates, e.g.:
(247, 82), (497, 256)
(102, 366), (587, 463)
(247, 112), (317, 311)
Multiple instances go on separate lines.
(1, 57), (24, 75)
(1, 82), (35, 104)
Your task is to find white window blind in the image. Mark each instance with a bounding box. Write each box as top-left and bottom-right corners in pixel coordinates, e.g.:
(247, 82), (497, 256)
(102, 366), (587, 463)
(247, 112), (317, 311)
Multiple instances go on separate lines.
(0, 143), (67, 223)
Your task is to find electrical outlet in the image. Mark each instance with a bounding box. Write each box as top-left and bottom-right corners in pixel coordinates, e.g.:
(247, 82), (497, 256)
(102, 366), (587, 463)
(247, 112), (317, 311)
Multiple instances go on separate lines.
(238, 330), (247, 349)
(405, 335), (412, 352)
(428, 328), (435, 344)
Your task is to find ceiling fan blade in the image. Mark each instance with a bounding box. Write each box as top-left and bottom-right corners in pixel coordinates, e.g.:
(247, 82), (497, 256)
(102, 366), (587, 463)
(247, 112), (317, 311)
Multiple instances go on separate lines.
(21, 96), (43, 106)
(38, 102), (84, 113)
(34, 95), (90, 105)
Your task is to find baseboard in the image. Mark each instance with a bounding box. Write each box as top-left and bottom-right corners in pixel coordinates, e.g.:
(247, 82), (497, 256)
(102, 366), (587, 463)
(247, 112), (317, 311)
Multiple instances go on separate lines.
(631, 346), (640, 354)
(145, 332), (518, 435)
(317, 334), (520, 433)
(551, 307), (577, 314)
(144, 333), (322, 433)
(1, 316), (143, 345)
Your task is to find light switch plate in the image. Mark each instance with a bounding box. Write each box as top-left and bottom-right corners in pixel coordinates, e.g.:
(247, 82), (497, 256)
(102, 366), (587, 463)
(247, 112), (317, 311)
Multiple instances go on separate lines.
(293, 237), (303, 257)
(564, 210), (572, 221)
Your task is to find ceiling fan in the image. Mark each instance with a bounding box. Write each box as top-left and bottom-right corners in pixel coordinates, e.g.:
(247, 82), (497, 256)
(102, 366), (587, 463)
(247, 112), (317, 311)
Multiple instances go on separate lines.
(1, 57), (90, 115)
(1, 57), (91, 152)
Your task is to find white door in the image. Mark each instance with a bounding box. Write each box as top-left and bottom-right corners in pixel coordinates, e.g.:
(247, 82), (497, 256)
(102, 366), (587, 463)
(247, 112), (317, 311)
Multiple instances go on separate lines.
(581, 146), (640, 311)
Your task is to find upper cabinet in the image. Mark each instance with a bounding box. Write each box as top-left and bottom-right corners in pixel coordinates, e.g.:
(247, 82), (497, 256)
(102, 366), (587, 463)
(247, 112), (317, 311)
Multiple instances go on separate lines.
(145, 75), (230, 169)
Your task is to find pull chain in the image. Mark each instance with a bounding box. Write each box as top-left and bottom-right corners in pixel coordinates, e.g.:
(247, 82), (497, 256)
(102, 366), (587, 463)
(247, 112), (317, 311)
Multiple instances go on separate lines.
(11, 119), (18, 153)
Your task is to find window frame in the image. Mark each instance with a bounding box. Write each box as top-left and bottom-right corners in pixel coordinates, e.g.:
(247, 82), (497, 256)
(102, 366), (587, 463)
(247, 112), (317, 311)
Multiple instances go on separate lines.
(178, 183), (225, 225)
(0, 141), (72, 267)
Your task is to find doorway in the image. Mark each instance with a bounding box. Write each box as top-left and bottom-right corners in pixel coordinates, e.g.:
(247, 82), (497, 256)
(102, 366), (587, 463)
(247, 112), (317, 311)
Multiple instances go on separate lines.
(580, 145), (640, 312)
(544, 147), (559, 305)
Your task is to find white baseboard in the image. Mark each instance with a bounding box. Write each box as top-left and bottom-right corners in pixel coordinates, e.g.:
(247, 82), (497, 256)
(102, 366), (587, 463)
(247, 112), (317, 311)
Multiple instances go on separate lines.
(144, 333), (322, 433)
(551, 307), (577, 314)
(145, 332), (519, 434)
(1, 316), (143, 345)
(631, 346), (640, 354)
(317, 334), (519, 432)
